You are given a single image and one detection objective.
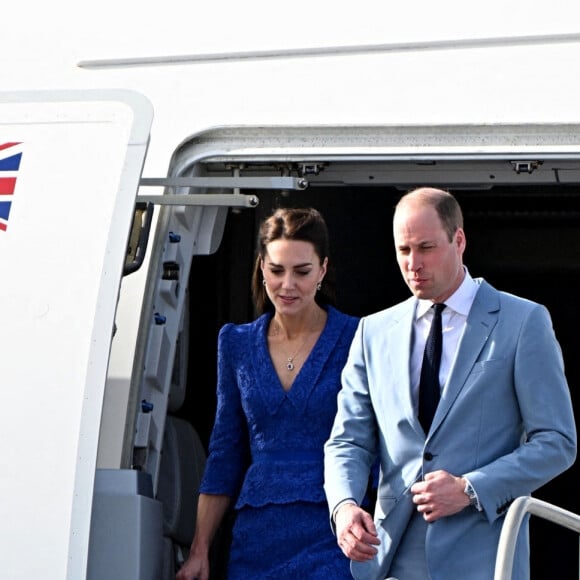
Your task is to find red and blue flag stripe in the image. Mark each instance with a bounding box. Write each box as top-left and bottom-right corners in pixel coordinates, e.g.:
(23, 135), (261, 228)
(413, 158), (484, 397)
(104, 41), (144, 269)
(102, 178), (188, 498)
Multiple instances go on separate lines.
(0, 142), (22, 231)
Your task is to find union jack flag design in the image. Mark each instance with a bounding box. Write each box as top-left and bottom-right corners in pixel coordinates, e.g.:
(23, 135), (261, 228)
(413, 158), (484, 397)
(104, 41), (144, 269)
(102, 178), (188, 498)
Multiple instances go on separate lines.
(0, 142), (23, 232)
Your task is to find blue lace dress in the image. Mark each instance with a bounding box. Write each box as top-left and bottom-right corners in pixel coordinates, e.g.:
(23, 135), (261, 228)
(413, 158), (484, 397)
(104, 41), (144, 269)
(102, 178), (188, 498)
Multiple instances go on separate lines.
(199, 306), (359, 579)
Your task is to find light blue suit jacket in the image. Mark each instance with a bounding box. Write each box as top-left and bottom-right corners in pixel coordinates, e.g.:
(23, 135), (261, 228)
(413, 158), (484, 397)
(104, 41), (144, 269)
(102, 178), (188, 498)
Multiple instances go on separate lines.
(324, 279), (576, 580)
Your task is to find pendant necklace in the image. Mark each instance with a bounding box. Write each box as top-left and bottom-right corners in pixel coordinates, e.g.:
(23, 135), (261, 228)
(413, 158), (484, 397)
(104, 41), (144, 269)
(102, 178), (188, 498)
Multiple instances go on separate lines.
(285, 337), (310, 371)
(270, 310), (321, 372)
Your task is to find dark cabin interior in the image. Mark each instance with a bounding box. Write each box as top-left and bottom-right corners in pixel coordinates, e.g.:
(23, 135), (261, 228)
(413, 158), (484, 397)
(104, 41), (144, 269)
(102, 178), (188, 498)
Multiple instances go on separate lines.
(180, 183), (580, 579)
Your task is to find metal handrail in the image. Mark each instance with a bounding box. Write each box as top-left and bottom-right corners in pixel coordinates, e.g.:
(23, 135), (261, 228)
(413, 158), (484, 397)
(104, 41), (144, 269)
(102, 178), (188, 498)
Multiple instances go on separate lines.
(494, 496), (580, 580)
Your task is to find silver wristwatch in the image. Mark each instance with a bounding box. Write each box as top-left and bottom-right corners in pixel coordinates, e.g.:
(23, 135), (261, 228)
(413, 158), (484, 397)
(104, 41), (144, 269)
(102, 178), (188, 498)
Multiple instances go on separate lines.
(464, 480), (478, 507)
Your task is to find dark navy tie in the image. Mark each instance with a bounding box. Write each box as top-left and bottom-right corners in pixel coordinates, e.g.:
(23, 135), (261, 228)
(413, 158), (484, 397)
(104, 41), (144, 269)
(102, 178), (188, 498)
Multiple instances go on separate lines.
(418, 303), (446, 434)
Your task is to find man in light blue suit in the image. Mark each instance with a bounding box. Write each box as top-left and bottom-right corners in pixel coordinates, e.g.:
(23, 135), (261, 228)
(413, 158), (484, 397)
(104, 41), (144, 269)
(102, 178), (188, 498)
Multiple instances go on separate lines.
(324, 187), (576, 580)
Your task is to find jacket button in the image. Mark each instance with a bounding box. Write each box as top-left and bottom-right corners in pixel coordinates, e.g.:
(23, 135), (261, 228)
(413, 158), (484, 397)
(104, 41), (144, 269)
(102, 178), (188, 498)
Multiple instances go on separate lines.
(423, 452), (433, 461)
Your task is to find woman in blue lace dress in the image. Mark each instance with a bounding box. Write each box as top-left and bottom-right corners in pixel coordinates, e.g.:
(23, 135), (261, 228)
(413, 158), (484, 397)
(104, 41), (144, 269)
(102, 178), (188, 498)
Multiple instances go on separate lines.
(176, 207), (359, 580)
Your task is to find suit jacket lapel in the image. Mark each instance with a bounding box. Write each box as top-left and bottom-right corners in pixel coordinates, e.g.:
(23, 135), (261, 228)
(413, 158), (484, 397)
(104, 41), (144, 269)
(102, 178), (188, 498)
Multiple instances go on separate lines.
(430, 281), (500, 433)
(383, 298), (421, 434)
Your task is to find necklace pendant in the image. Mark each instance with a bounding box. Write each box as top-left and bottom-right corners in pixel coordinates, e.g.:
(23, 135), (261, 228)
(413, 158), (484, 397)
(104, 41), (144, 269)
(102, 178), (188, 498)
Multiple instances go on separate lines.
(286, 358), (295, 371)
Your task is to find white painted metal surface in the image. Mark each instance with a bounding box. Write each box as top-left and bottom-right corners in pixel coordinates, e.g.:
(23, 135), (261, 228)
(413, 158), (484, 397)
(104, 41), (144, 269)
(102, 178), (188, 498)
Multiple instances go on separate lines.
(0, 90), (152, 580)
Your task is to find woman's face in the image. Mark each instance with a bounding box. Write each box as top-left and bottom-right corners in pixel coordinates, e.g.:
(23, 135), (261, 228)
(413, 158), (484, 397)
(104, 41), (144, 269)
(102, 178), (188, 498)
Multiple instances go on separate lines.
(261, 239), (327, 315)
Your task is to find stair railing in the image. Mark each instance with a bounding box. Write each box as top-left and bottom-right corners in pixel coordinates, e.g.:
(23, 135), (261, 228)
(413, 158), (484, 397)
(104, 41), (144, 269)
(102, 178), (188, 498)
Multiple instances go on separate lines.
(494, 496), (580, 580)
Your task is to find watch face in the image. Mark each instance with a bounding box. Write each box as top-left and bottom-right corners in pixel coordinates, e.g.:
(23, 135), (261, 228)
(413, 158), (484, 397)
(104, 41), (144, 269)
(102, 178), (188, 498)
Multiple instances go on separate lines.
(464, 482), (479, 509)
(465, 483), (477, 501)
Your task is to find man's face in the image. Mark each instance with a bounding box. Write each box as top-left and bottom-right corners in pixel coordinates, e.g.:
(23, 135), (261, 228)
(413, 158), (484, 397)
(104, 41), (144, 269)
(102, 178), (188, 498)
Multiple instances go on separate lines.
(393, 200), (466, 303)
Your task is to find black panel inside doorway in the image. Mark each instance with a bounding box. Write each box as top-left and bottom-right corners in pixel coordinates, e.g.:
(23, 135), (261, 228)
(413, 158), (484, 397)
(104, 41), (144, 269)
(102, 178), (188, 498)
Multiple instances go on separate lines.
(183, 184), (580, 580)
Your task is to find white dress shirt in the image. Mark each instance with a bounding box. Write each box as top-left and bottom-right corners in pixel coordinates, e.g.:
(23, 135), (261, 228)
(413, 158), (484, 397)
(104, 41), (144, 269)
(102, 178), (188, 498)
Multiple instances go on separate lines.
(412, 268), (483, 511)
(411, 268), (479, 411)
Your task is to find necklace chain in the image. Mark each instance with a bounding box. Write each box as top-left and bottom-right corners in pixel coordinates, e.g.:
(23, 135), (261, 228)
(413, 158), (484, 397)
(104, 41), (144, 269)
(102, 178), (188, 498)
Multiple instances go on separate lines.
(270, 311), (321, 372)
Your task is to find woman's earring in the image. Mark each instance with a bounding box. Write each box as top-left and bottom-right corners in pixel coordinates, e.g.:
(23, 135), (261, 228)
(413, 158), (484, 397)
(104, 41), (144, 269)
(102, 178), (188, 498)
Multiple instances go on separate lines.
(263, 279), (267, 287)
(316, 282), (322, 291)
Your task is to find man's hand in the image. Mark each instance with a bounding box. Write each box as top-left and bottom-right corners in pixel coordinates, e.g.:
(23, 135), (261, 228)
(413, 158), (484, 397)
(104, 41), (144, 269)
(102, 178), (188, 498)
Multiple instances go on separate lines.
(411, 470), (470, 522)
(335, 503), (381, 561)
